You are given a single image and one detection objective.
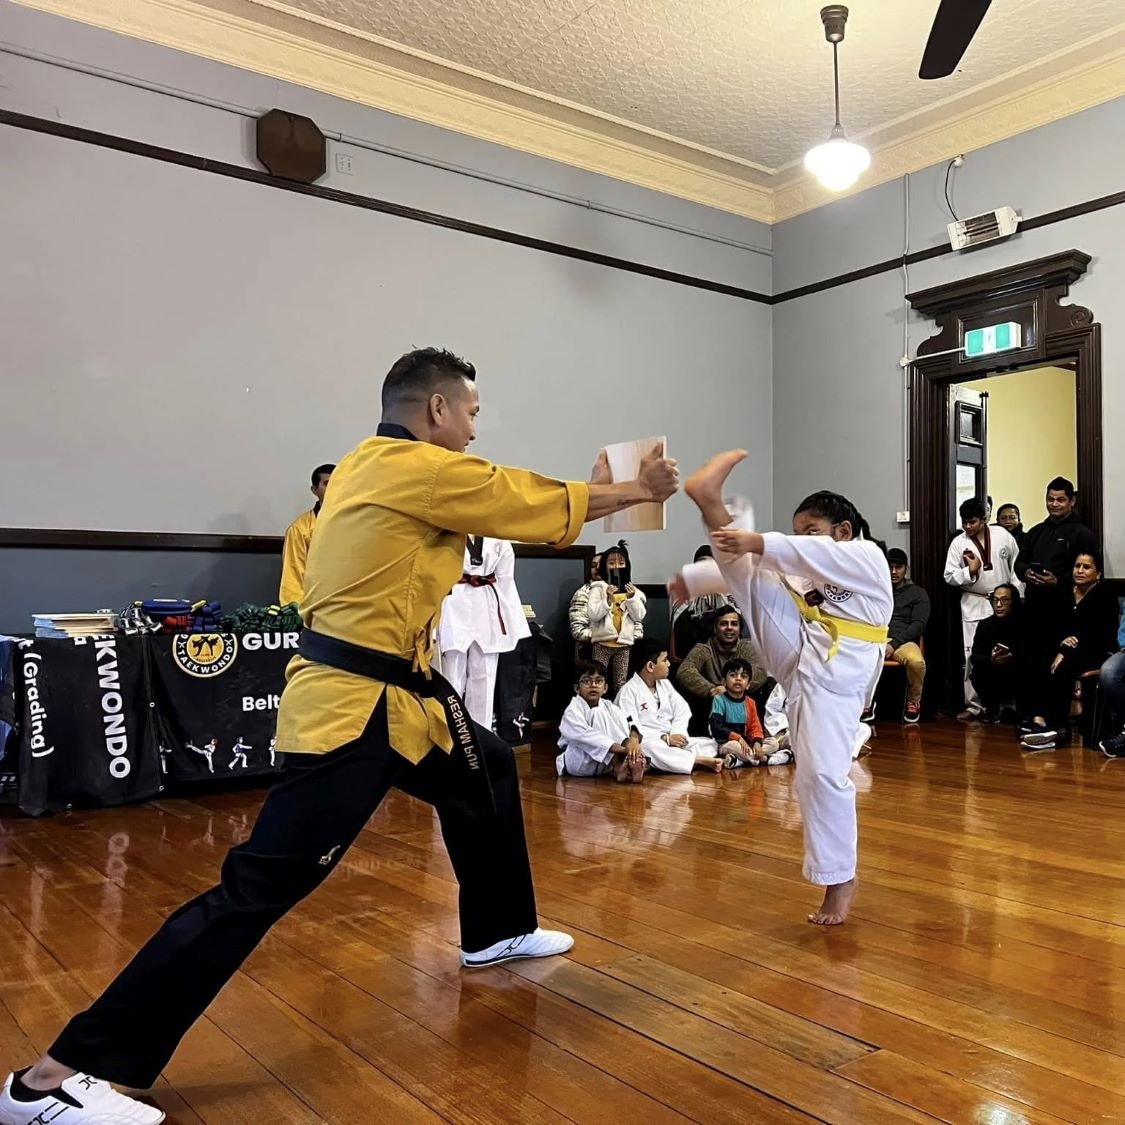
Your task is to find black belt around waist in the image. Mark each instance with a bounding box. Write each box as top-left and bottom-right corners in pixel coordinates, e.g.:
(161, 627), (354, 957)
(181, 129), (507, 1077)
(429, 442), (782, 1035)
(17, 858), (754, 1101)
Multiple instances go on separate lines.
(298, 629), (495, 814)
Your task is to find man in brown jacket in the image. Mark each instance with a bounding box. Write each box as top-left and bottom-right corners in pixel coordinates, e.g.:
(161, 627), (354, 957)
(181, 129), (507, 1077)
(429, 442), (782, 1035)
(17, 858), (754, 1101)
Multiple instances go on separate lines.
(676, 606), (773, 734)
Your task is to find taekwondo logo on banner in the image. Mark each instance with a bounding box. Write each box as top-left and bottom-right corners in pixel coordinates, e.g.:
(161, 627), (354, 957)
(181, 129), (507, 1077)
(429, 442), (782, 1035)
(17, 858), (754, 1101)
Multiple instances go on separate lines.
(172, 633), (239, 678)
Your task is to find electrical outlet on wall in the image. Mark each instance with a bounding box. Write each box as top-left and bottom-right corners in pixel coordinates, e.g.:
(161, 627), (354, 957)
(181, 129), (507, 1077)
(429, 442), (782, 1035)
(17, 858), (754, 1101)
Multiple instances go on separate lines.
(896, 510), (910, 524)
(335, 152), (354, 175)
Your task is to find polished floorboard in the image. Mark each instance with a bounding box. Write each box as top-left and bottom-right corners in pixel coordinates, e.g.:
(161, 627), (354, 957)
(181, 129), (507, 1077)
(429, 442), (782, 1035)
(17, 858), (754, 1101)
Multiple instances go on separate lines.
(2, 720), (1124, 1123)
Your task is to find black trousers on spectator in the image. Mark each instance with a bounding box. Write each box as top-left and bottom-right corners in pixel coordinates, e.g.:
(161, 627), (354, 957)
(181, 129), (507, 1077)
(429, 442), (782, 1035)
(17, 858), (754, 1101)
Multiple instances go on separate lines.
(1032, 651), (1090, 730)
(48, 701), (537, 1089)
(970, 660), (1027, 718)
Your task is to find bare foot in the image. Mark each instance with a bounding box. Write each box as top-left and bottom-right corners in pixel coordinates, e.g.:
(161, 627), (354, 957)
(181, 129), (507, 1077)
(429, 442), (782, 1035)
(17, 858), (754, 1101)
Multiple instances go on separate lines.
(684, 451), (747, 529)
(808, 879), (856, 926)
(697, 756), (724, 773)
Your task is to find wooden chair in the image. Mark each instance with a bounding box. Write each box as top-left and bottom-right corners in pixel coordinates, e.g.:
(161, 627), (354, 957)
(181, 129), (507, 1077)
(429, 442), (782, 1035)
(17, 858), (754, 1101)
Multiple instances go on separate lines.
(1076, 668), (1106, 746)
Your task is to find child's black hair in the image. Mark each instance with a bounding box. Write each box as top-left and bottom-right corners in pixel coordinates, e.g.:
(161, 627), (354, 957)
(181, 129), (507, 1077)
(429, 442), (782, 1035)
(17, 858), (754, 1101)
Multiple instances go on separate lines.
(720, 657), (753, 679)
(794, 491), (887, 556)
(630, 638), (666, 675)
(575, 660), (608, 682)
(597, 540), (633, 586)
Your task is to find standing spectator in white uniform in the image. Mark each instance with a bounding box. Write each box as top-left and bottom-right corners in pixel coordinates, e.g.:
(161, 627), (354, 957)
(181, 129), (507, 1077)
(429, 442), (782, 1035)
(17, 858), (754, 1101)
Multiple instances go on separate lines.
(438, 535), (529, 729)
(943, 497), (1021, 720)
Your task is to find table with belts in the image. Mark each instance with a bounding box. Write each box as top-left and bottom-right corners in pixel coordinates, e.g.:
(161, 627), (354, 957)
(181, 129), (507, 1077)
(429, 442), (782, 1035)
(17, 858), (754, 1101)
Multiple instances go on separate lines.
(1, 630), (298, 816)
(0, 626), (543, 816)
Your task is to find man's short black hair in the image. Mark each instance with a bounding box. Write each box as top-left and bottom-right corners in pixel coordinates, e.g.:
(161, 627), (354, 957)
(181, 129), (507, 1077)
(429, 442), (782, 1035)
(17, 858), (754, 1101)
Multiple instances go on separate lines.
(1047, 476), (1076, 499)
(997, 502), (1020, 517)
(959, 497), (987, 521)
(311, 463), (335, 487)
(381, 348), (476, 412)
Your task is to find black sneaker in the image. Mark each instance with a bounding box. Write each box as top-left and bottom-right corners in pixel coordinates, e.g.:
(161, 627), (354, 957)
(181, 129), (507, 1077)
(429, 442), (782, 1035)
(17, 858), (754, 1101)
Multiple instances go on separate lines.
(1100, 732), (1125, 759)
(981, 709), (1001, 725)
(860, 703), (876, 724)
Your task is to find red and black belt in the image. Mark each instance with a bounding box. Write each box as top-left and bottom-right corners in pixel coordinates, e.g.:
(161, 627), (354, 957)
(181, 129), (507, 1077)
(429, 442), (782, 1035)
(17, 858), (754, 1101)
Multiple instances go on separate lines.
(457, 572), (507, 634)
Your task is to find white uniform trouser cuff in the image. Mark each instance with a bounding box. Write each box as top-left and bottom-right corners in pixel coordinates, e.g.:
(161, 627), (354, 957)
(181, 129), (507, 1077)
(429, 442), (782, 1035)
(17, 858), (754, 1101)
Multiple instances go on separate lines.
(803, 866), (856, 886)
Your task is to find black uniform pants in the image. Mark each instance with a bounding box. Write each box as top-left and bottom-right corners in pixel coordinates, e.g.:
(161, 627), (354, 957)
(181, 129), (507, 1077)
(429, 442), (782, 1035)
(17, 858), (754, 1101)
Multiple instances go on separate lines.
(49, 701), (538, 1088)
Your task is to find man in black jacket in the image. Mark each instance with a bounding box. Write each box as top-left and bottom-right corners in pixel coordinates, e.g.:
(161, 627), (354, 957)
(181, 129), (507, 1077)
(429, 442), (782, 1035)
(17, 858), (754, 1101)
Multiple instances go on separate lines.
(882, 548), (931, 724)
(1016, 478), (1098, 590)
(1015, 477), (1099, 667)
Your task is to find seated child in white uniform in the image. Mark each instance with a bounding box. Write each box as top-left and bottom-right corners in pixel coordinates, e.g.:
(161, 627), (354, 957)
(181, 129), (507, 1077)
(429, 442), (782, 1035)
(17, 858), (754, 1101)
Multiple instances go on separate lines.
(765, 679), (870, 762)
(615, 640), (724, 774)
(712, 658), (794, 767)
(556, 661), (645, 783)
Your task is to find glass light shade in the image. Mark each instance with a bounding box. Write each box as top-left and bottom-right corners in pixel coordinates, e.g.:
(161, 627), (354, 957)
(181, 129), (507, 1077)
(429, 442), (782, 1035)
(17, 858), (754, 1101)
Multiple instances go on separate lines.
(803, 136), (871, 191)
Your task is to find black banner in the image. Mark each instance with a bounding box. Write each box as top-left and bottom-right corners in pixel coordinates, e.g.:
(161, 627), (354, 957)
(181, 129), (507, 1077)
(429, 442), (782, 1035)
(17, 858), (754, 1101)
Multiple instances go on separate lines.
(148, 631), (296, 784)
(13, 632), (298, 815)
(16, 636), (161, 816)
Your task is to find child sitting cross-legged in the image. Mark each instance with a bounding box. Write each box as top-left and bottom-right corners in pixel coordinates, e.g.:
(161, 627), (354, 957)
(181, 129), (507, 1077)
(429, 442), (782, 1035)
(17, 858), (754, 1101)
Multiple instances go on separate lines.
(556, 661), (646, 783)
(711, 658), (794, 768)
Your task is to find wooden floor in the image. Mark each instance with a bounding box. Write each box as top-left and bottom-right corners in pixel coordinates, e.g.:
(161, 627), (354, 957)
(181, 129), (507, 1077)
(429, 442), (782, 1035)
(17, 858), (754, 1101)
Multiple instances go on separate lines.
(2, 721), (1125, 1123)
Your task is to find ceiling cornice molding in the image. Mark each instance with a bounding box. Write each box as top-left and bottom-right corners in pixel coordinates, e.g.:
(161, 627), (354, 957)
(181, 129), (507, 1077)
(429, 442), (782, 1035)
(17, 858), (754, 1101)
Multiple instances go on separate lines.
(13, 0), (1125, 227)
(12, 0), (776, 221)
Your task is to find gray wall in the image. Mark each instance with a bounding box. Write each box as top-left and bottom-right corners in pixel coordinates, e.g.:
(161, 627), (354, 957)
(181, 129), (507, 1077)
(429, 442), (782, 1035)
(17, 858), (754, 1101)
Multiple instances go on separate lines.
(0, 3), (773, 586)
(772, 97), (1125, 572)
(4, 1), (1122, 606)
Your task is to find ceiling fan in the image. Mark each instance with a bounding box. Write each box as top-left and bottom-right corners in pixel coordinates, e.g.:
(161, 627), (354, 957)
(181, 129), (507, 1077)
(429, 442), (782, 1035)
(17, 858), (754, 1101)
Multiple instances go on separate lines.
(919, 0), (993, 79)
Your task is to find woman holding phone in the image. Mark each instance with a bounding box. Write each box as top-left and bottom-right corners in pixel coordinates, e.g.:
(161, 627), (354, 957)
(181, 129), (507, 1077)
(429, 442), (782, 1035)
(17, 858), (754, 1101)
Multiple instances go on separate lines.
(1021, 551), (1119, 750)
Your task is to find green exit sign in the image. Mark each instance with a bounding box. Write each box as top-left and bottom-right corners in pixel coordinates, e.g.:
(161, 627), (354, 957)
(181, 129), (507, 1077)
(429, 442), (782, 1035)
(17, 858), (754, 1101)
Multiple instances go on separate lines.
(964, 322), (1022, 358)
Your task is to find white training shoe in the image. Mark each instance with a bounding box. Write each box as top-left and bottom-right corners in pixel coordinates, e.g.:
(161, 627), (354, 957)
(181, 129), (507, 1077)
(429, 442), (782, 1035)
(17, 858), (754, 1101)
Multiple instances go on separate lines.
(460, 928), (574, 968)
(0, 1071), (165, 1124)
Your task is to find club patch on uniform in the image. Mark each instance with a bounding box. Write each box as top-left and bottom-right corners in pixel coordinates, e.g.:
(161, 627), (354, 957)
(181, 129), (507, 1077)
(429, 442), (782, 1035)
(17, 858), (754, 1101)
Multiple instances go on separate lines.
(822, 584), (853, 603)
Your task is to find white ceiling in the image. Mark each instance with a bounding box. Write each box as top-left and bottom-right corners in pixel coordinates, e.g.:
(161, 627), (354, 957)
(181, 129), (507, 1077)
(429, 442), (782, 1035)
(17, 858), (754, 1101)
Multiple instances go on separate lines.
(22, 0), (1125, 220)
(288, 0), (1125, 172)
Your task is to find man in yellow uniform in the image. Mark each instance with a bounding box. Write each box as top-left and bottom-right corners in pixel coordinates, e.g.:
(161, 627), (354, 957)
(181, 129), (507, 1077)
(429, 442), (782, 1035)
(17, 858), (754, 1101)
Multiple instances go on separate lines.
(278, 462), (335, 605)
(6, 348), (679, 1119)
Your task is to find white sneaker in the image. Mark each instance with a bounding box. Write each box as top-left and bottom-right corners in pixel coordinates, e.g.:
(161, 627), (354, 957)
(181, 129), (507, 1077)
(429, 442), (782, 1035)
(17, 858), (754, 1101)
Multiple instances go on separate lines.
(0, 1071), (166, 1124)
(460, 928), (573, 968)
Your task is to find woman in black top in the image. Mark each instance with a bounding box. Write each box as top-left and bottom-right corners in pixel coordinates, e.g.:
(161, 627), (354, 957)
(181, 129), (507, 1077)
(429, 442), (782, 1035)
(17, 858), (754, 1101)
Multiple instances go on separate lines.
(1023, 552), (1119, 746)
(969, 583), (1028, 723)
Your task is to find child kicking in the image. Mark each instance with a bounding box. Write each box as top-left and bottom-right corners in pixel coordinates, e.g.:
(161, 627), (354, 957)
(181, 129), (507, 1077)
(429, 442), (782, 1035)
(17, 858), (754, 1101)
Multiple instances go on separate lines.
(675, 451), (892, 925)
(712, 659), (794, 767)
(557, 662), (646, 783)
(616, 640), (725, 773)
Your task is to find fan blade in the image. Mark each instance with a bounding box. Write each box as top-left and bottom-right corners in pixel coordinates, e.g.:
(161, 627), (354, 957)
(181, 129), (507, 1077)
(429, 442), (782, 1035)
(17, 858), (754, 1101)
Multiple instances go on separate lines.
(919, 0), (993, 79)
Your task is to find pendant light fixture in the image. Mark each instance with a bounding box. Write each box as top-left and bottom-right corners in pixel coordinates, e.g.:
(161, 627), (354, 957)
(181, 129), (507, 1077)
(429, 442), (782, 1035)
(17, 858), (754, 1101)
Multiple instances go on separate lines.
(804, 5), (870, 192)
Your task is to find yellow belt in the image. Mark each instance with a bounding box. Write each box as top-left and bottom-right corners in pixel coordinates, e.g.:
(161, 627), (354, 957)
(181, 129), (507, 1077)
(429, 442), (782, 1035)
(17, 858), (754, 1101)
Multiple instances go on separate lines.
(787, 589), (889, 660)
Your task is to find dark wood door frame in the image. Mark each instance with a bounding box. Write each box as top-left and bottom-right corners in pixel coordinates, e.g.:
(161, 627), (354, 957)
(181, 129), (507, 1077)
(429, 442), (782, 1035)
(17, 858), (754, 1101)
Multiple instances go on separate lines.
(906, 248), (1102, 710)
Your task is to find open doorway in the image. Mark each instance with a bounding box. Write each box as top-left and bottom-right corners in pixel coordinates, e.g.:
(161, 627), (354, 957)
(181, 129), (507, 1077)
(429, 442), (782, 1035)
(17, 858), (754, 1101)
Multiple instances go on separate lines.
(955, 364), (1078, 535)
(905, 250), (1102, 713)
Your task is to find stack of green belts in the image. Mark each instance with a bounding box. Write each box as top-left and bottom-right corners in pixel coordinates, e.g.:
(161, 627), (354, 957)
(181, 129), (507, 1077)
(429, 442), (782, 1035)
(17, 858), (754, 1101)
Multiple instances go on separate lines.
(221, 602), (303, 634)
